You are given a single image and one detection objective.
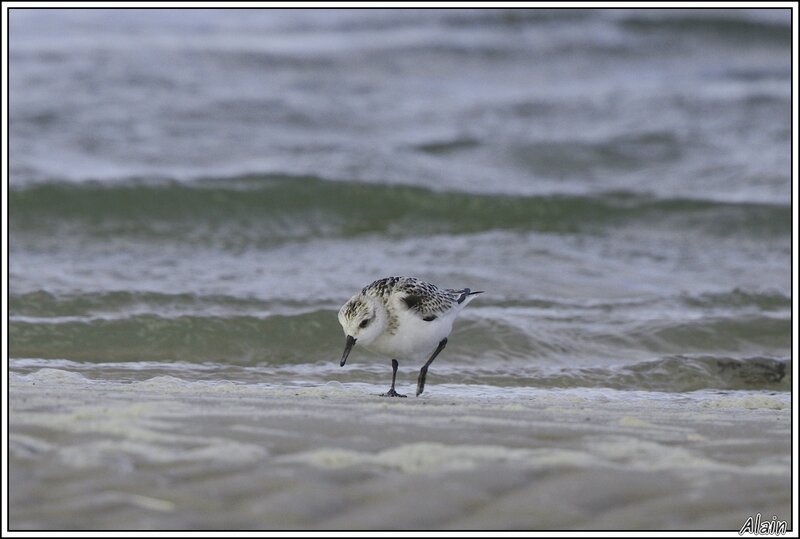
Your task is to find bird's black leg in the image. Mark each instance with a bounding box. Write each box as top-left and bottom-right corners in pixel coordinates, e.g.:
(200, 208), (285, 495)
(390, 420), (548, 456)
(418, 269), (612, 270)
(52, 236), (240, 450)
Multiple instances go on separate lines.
(416, 338), (447, 396)
(381, 359), (406, 397)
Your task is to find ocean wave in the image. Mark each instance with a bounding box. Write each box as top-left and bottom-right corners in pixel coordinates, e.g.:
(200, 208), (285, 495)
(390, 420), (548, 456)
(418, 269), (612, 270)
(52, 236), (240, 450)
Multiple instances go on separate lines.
(9, 354), (790, 393)
(9, 290), (307, 318)
(679, 289), (791, 312)
(618, 12), (791, 45)
(10, 291), (790, 371)
(606, 316), (790, 357)
(10, 174), (789, 245)
(467, 355), (790, 392)
(9, 310), (338, 364)
(11, 287), (789, 319)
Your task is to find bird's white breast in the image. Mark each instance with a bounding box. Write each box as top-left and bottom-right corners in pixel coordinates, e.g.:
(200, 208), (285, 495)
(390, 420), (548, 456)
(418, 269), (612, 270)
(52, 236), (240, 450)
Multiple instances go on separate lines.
(365, 300), (458, 361)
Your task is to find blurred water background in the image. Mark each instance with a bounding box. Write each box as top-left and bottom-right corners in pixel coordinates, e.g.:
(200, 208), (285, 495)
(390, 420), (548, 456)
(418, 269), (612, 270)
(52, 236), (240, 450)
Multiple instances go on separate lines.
(9, 7), (792, 395)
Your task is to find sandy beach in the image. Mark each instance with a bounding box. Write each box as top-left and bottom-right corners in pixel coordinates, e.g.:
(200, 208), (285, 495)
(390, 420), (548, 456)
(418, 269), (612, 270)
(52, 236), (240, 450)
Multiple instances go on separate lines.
(8, 367), (791, 531)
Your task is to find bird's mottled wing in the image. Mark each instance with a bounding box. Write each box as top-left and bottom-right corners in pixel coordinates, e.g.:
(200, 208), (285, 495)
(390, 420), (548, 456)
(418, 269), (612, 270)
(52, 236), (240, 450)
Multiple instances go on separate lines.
(362, 276), (464, 322)
(360, 276), (479, 333)
(394, 277), (461, 321)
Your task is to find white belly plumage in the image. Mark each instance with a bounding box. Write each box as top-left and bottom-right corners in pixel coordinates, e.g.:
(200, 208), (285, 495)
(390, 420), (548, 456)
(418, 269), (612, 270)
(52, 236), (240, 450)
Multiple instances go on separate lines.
(364, 310), (454, 361)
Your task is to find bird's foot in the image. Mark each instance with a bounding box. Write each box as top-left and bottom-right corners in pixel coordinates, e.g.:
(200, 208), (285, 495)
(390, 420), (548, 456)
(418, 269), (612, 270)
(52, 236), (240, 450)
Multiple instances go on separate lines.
(381, 388), (407, 398)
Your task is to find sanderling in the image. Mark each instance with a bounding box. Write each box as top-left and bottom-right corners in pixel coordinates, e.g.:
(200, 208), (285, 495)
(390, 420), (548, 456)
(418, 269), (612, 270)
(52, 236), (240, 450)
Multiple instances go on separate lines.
(337, 276), (483, 397)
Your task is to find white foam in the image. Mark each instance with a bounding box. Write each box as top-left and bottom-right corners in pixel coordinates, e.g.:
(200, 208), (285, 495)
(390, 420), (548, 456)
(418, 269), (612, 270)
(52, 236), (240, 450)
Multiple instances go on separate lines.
(702, 395), (788, 410)
(591, 435), (786, 476)
(282, 442), (594, 474)
(17, 367), (90, 384)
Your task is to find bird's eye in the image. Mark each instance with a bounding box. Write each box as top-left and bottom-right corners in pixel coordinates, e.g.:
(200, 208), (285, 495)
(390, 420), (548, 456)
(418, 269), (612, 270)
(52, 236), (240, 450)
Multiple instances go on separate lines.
(359, 319), (370, 329)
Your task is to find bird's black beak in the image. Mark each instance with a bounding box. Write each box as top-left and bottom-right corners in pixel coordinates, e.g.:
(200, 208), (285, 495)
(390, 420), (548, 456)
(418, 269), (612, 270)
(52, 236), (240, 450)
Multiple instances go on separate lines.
(340, 335), (356, 367)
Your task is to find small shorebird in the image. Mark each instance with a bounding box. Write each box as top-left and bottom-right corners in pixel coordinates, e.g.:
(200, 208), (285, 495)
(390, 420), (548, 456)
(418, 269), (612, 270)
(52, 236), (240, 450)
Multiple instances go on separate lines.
(337, 276), (483, 397)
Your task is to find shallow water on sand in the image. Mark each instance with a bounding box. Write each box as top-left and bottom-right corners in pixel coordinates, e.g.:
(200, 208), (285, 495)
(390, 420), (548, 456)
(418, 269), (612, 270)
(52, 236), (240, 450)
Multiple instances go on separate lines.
(8, 368), (792, 530)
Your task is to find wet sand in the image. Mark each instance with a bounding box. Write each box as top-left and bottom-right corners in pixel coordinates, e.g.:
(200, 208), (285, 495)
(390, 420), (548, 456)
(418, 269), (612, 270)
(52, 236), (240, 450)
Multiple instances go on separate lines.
(8, 368), (792, 530)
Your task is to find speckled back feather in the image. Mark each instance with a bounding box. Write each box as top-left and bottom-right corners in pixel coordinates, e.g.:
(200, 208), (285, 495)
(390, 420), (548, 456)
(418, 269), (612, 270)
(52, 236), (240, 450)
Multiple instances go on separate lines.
(362, 276), (473, 321)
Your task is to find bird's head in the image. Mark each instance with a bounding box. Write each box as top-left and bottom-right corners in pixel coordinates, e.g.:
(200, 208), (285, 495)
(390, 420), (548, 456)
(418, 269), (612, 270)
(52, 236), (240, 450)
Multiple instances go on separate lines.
(337, 294), (386, 366)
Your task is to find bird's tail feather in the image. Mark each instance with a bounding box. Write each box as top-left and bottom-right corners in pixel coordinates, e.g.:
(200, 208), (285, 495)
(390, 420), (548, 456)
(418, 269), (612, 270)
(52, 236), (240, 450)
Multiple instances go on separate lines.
(455, 288), (484, 304)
